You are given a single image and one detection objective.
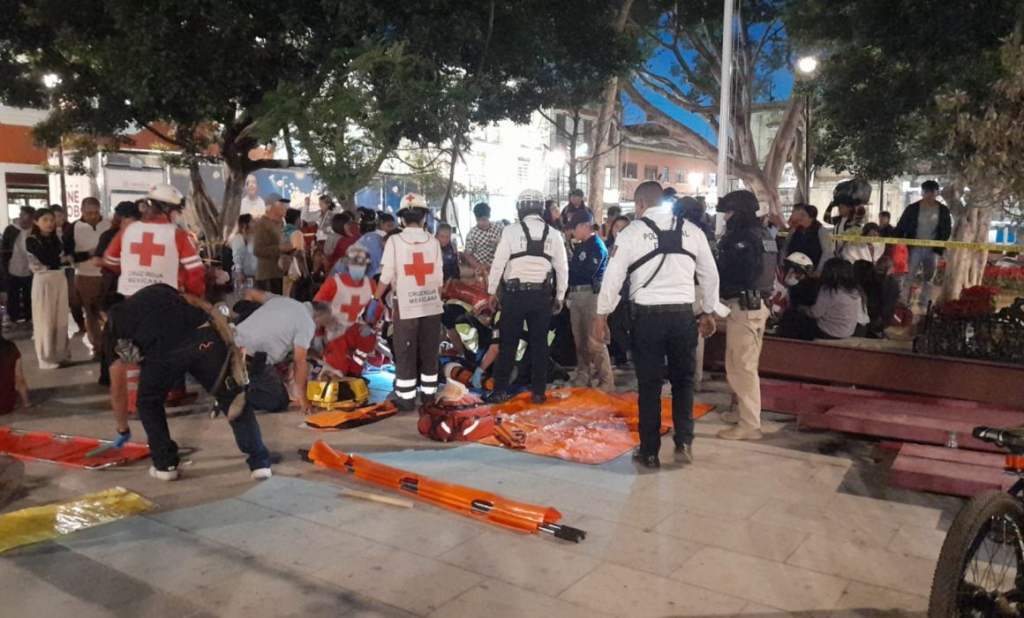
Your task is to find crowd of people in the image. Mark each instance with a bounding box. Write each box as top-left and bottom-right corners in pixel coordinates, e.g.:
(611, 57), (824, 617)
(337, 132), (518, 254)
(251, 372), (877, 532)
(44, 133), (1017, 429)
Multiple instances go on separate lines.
(0, 176), (954, 475)
(770, 179), (952, 341)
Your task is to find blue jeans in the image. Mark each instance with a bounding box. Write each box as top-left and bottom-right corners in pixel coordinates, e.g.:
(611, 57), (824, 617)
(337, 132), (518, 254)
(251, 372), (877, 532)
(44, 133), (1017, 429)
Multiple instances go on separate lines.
(901, 248), (938, 308)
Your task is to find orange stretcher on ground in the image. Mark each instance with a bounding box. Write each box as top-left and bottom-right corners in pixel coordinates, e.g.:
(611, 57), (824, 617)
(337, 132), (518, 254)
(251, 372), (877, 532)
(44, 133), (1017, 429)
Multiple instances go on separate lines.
(0, 427), (150, 470)
(476, 387), (713, 465)
(305, 440), (586, 542)
(304, 401), (399, 430)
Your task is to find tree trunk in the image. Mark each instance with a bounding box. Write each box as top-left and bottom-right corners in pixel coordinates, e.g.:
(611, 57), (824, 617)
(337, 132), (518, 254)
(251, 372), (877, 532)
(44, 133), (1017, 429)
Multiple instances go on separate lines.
(221, 161), (246, 239)
(587, 0), (634, 224)
(188, 161), (222, 249)
(440, 141), (459, 223)
(588, 77), (618, 224)
(940, 183), (994, 302)
(567, 110), (580, 193)
(941, 204), (993, 302)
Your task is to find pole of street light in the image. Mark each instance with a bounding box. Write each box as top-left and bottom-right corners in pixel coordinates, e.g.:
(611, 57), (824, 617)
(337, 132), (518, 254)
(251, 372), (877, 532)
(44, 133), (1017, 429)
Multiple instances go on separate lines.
(796, 56), (819, 205)
(715, 0), (735, 224)
(804, 93), (811, 202)
(42, 73), (67, 207)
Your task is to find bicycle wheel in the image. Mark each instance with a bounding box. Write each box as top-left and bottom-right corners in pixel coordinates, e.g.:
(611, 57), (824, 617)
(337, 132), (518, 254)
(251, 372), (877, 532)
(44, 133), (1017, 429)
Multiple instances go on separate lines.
(929, 490), (1024, 617)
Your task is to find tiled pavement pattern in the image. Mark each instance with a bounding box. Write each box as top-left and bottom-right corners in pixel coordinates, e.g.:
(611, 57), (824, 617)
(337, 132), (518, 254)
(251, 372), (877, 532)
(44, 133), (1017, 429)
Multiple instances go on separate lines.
(1, 331), (962, 617)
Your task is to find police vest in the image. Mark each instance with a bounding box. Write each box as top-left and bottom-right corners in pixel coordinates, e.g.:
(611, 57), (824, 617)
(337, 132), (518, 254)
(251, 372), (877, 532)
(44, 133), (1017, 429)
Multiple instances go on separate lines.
(757, 227), (779, 295)
(509, 221), (553, 263)
(626, 217), (696, 292)
(118, 222), (180, 297)
(329, 273), (374, 330)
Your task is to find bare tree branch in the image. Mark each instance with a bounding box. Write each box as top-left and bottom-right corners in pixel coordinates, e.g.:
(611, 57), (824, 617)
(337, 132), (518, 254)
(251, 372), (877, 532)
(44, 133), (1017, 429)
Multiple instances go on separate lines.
(635, 70), (719, 130)
(752, 22), (784, 67)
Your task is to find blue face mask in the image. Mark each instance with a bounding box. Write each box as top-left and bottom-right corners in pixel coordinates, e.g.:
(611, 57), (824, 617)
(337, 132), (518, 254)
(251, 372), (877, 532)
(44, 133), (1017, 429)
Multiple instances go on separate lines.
(349, 265), (367, 280)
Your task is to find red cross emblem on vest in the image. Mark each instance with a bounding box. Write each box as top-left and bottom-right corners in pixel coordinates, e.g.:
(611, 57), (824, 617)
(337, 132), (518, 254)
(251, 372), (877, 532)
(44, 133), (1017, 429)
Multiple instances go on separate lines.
(403, 252), (434, 286)
(340, 295), (364, 323)
(129, 232), (166, 267)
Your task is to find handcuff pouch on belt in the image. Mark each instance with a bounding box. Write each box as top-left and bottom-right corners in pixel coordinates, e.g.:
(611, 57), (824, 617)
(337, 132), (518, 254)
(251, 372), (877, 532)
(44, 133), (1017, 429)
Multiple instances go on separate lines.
(738, 289), (764, 311)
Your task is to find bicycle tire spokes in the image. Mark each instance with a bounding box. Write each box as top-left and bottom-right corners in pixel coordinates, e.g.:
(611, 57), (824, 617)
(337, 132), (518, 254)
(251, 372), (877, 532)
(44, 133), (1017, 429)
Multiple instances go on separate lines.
(960, 514), (1024, 617)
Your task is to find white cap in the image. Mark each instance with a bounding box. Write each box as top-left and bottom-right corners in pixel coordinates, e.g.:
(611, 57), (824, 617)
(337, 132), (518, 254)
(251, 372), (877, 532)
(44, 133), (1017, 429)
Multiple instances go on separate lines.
(400, 193), (427, 209)
(147, 183), (184, 205)
(785, 252), (814, 270)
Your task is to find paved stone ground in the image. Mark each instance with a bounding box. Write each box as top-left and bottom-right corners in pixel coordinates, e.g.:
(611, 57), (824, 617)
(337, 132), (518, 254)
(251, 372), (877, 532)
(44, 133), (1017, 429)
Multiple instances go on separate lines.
(1, 327), (963, 617)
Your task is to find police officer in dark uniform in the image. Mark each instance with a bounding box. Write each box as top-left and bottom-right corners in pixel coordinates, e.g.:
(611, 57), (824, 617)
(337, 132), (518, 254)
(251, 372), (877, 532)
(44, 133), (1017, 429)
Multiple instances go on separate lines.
(715, 190), (772, 441)
(486, 189), (570, 404)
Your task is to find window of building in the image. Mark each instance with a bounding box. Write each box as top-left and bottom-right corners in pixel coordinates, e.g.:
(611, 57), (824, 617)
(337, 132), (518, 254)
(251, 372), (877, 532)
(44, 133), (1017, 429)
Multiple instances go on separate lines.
(661, 167), (670, 182)
(604, 166), (614, 189)
(644, 165), (658, 181)
(622, 162), (637, 179)
(676, 169), (685, 183)
(517, 158), (530, 184)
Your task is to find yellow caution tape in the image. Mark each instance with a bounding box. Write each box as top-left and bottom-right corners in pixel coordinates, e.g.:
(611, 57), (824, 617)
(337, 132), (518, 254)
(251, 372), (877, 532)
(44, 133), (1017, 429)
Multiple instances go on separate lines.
(0, 487), (154, 553)
(830, 235), (1023, 253)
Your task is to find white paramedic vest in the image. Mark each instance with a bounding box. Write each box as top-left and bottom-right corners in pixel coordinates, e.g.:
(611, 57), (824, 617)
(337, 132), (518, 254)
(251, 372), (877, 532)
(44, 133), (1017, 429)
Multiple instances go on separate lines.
(117, 222), (180, 296)
(391, 231), (443, 319)
(329, 273), (374, 330)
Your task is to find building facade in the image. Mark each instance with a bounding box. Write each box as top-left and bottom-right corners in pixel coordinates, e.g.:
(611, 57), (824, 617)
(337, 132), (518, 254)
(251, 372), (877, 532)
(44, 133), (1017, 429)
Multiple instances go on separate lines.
(0, 105), (51, 227)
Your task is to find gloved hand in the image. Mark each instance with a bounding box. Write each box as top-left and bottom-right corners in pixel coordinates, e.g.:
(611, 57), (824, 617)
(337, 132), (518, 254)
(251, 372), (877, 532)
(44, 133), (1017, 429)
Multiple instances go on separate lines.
(113, 428), (131, 448)
(358, 323), (375, 338)
(470, 367), (485, 389)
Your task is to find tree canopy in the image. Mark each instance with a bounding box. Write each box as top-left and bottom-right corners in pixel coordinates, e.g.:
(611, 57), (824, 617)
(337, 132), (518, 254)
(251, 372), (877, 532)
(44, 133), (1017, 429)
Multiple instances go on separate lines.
(786, 0), (1023, 180)
(0, 0), (641, 238)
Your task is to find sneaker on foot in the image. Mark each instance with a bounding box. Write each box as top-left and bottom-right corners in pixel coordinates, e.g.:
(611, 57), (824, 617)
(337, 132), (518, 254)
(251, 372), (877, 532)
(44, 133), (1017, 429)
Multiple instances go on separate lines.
(720, 410), (740, 424)
(531, 393), (547, 404)
(674, 443), (694, 464)
(149, 465), (179, 481)
(717, 426), (763, 441)
(250, 467), (272, 480)
(631, 448), (660, 469)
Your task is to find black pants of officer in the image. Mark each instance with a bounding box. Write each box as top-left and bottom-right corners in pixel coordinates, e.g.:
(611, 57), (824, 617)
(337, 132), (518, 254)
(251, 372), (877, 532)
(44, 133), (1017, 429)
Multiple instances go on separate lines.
(631, 305), (698, 457)
(255, 278), (283, 294)
(493, 288), (553, 398)
(137, 326), (271, 471)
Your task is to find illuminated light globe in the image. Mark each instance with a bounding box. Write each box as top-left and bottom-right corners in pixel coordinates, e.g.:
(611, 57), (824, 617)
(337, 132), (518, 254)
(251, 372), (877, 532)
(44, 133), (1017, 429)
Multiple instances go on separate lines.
(797, 56), (819, 75)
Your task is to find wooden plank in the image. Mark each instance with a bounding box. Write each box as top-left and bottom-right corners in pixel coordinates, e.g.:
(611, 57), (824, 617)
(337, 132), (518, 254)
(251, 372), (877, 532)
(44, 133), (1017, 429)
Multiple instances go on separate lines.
(897, 443), (1006, 468)
(759, 337), (1024, 409)
(816, 410), (999, 453)
(890, 453), (1015, 497)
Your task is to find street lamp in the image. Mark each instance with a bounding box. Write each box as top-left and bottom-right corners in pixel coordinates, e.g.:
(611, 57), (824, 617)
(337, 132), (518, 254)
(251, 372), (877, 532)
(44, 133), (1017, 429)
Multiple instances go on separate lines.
(796, 56), (819, 203)
(545, 148), (566, 206)
(796, 56), (819, 75)
(42, 73), (67, 208)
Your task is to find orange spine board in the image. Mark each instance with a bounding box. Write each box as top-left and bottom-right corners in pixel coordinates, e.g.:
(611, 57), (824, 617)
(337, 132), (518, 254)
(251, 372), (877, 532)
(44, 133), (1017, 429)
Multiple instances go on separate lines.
(308, 440), (561, 533)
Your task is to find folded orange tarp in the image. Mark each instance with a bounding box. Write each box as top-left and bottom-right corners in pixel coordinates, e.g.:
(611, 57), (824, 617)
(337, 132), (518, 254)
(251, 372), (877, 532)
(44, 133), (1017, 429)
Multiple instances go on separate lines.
(307, 440), (586, 541)
(476, 388), (713, 465)
(0, 427), (150, 470)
